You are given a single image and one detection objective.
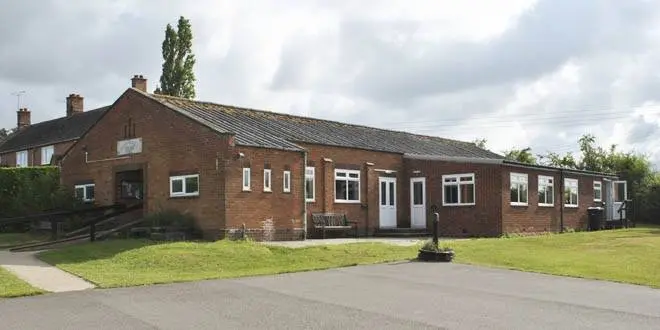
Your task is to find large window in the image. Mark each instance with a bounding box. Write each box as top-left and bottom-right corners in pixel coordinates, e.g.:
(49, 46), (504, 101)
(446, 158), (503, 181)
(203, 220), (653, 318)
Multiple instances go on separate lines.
(305, 167), (315, 202)
(538, 175), (554, 206)
(170, 174), (199, 197)
(16, 150), (27, 167)
(335, 169), (360, 202)
(593, 181), (602, 202)
(442, 173), (475, 206)
(41, 145), (54, 165)
(283, 170), (291, 193)
(564, 178), (578, 207)
(74, 183), (95, 202)
(263, 169), (272, 192)
(510, 173), (528, 206)
(242, 167), (251, 191)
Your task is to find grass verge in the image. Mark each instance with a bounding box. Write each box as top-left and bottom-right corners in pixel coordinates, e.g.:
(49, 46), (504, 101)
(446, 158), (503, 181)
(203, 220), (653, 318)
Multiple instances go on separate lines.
(38, 239), (418, 288)
(0, 268), (44, 298)
(452, 225), (660, 288)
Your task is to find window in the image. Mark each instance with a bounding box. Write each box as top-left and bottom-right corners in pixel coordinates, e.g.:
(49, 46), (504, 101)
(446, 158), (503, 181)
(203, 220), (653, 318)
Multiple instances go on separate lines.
(564, 178), (578, 207)
(538, 175), (554, 206)
(593, 181), (602, 202)
(263, 169), (272, 192)
(510, 173), (528, 206)
(41, 145), (54, 165)
(16, 150), (27, 167)
(242, 167), (251, 191)
(74, 184), (95, 202)
(170, 174), (199, 197)
(283, 170), (291, 193)
(442, 173), (475, 206)
(305, 167), (315, 202)
(335, 169), (360, 202)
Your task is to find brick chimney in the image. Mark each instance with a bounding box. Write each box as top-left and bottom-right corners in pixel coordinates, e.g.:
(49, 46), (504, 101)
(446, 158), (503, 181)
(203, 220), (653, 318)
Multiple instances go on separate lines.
(17, 108), (31, 130)
(131, 74), (147, 92)
(66, 94), (84, 116)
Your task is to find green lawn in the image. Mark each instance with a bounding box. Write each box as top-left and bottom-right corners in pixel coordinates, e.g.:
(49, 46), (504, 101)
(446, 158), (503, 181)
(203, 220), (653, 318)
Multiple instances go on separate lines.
(451, 225), (660, 288)
(37, 239), (418, 288)
(0, 233), (50, 249)
(0, 268), (44, 298)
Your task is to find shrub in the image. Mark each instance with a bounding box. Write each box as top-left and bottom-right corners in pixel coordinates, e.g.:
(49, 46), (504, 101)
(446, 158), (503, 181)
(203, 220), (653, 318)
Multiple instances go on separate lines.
(144, 209), (197, 230)
(419, 239), (454, 252)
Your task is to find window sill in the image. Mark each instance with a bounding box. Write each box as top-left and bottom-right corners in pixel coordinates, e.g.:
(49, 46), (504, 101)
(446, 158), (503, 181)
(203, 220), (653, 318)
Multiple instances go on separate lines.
(306, 199), (315, 203)
(169, 194), (200, 199)
(335, 200), (361, 204)
(510, 202), (528, 207)
(442, 203), (476, 207)
(538, 203), (555, 208)
(564, 204), (579, 208)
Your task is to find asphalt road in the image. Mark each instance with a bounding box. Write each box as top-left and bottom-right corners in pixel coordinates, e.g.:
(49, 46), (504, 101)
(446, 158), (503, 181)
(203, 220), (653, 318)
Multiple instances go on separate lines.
(1, 261), (659, 329)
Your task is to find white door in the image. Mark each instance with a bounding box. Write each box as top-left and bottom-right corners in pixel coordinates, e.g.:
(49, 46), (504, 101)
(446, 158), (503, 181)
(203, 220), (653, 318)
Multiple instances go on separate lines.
(410, 178), (426, 229)
(379, 177), (397, 228)
(613, 180), (628, 220)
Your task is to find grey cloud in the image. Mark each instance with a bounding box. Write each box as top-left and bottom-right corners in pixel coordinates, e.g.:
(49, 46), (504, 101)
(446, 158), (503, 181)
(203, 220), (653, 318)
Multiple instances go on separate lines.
(627, 119), (659, 144)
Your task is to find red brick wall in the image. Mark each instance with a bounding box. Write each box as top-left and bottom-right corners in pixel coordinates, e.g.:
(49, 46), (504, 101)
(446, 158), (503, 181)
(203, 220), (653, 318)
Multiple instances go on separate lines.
(0, 140), (74, 166)
(297, 143), (404, 236)
(60, 89), (233, 239)
(223, 145), (305, 240)
(403, 158), (503, 237)
(501, 165), (606, 233)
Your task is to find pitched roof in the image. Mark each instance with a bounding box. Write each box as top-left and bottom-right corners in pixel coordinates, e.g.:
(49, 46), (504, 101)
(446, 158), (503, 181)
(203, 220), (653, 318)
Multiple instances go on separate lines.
(145, 92), (503, 159)
(0, 107), (110, 153)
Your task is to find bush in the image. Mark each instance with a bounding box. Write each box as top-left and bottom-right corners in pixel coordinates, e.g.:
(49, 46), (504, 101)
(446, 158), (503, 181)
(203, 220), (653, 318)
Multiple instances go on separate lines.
(144, 209), (197, 230)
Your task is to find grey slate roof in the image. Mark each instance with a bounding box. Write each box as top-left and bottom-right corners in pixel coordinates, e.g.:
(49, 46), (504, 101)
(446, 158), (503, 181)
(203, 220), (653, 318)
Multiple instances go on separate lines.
(0, 107), (110, 153)
(148, 93), (503, 158)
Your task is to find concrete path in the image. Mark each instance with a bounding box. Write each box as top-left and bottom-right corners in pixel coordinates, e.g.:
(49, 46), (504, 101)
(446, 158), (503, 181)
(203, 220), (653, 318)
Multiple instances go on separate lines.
(1, 262), (659, 329)
(263, 237), (434, 248)
(0, 250), (95, 293)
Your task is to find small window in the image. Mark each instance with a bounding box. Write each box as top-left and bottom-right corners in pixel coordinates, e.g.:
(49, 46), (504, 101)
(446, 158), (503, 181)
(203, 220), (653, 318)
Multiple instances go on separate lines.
(564, 178), (578, 207)
(442, 173), (475, 206)
(538, 175), (554, 206)
(263, 169), (272, 192)
(593, 181), (602, 202)
(335, 169), (360, 202)
(74, 183), (95, 202)
(41, 145), (54, 165)
(305, 167), (315, 202)
(283, 170), (291, 193)
(242, 167), (251, 191)
(170, 174), (199, 197)
(16, 150), (28, 167)
(510, 173), (528, 206)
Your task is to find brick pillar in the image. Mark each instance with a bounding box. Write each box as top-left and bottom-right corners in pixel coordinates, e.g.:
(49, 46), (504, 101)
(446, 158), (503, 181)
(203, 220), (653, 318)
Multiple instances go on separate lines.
(365, 162), (378, 236)
(322, 157), (334, 213)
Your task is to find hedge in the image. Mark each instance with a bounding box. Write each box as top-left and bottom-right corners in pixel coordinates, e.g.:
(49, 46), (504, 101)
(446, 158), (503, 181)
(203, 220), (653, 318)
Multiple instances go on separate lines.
(0, 166), (78, 219)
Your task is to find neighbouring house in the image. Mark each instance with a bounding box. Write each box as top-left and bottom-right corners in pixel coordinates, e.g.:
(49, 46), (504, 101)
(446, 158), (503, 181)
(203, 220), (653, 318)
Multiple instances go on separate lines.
(57, 75), (628, 241)
(0, 94), (109, 167)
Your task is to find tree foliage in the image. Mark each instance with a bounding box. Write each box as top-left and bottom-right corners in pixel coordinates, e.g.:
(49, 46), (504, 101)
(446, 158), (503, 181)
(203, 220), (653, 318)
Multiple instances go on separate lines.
(0, 127), (16, 140)
(503, 147), (537, 165)
(156, 16), (196, 99)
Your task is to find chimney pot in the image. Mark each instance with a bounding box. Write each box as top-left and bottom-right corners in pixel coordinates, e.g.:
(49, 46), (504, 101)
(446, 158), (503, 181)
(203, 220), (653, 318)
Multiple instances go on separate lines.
(66, 93), (84, 117)
(131, 74), (148, 92)
(17, 107), (31, 130)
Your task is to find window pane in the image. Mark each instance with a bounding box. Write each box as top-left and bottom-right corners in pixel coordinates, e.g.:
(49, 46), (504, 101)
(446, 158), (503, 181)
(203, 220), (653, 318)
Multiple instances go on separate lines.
(520, 184), (528, 203)
(336, 180), (347, 200)
(445, 185), (458, 204)
(243, 170), (249, 186)
(510, 185), (519, 203)
(305, 178), (313, 199)
(172, 179), (183, 193)
(75, 187), (84, 199)
(538, 187), (546, 204)
(348, 181), (359, 201)
(336, 172), (346, 177)
(380, 182), (386, 205)
(615, 183), (625, 202)
(547, 186), (554, 204)
(185, 177), (199, 193)
(85, 186), (95, 200)
(461, 183), (474, 204)
(388, 182), (394, 205)
(349, 173), (359, 179)
(413, 182), (423, 205)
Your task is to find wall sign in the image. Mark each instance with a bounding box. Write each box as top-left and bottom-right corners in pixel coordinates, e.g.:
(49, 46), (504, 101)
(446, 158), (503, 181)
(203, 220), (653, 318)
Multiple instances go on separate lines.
(117, 137), (143, 156)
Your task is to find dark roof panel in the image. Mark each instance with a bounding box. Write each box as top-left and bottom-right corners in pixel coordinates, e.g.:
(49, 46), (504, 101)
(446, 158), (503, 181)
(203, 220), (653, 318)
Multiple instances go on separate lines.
(0, 107), (109, 153)
(149, 93), (503, 158)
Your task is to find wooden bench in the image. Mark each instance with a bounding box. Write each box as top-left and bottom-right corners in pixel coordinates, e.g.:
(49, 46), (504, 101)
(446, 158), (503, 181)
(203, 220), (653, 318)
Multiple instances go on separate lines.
(311, 213), (357, 239)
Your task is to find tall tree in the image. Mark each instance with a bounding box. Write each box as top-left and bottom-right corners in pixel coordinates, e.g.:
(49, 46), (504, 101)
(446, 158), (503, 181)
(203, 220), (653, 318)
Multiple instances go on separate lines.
(472, 138), (488, 149)
(156, 16), (196, 99)
(0, 127), (16, 140)
(503, 147), (537, 165)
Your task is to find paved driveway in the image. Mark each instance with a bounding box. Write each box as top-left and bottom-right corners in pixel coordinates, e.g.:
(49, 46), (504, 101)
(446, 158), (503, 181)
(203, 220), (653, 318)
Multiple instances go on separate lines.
(1, 262), (659, 329)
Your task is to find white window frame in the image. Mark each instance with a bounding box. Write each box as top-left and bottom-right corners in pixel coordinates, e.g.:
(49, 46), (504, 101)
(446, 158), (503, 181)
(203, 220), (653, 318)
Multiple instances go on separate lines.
(510, 172), (529, 206)
(564, 178), (579, 207)
(538, 175), (554, 207)
(242, 167), (251, 191)
(442, 173), (476, 206)
(16, 150), (27, 167)
(263, 169), (272, 192)
(305, 166), (315, 202)
(283, 170), (291, 193)
(334, 169), (360, 203)
(74, 183), (95, 202)
(41, 145), (55, 165)
(593, 180), (602, 202)
(169, 174), (200, 197)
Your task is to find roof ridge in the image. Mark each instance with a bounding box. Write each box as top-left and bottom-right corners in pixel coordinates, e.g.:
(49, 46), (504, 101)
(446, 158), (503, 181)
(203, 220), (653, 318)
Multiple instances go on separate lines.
(9, 106), (110, 130)
(148, 93), (475, 146)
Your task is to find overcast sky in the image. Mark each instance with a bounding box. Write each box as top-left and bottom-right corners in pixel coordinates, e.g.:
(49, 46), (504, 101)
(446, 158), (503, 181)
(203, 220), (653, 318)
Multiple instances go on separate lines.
(2, 0), (660, 167)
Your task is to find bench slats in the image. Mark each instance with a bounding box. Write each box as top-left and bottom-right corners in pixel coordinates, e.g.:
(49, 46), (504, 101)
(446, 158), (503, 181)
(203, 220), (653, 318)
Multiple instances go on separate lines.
(311, 213), (357, 238)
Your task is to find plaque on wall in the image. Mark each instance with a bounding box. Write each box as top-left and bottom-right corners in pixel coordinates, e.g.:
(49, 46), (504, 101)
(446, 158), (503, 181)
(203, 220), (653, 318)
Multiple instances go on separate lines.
(117, 137), (143, 156)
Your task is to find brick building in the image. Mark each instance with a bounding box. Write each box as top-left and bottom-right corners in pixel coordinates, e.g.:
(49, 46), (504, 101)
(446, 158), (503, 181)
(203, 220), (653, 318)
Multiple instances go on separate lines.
(57, 75), (627, 240)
